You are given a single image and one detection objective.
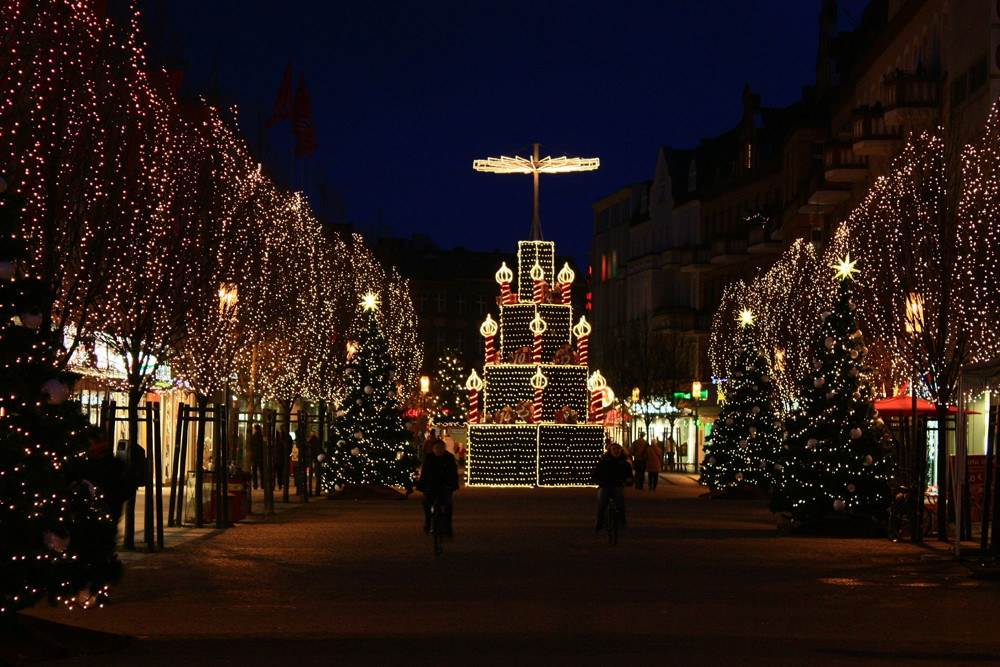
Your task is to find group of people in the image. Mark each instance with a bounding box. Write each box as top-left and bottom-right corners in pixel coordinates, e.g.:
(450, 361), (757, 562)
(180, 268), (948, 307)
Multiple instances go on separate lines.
(247, 423), (320, 495)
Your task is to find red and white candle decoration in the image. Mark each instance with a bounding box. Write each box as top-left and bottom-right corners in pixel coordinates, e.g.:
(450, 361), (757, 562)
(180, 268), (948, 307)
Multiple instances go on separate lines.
(530, 312), (547, 364)
(557, 262), (575, 305)
(495, 262), (516, 305)
(530, 366), (548, 423)
(588, 371), (606, 424)
(531, 261), (545, 304)
(480, 314), (498, 364)
(466, 370), (483, 424)
(573, 316), (591, 367)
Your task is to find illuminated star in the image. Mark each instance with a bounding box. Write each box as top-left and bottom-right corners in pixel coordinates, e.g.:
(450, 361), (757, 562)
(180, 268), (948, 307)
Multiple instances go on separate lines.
(362, 292), (380, 311)
(739, 309), (754, 327)
(831, 253), (860, 281)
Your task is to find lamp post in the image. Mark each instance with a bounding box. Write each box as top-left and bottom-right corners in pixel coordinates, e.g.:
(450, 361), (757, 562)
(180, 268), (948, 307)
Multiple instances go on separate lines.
(216, 282), (238, 529)
(692, 381), (702, 473)
(905, 292), (925, 542)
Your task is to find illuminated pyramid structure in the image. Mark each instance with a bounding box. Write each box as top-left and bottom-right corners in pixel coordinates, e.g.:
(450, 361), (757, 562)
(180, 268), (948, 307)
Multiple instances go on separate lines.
(466, 240), (606, 486)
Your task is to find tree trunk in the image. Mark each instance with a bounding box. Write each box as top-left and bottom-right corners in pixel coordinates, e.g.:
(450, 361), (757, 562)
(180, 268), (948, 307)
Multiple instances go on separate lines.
(194, 395), (209, 528)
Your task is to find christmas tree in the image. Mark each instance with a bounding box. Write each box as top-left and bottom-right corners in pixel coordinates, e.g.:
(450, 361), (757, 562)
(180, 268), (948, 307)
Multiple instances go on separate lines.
(700, 310), (781, 494)
(0, 175), (121, 614)
(770, 255), (893, 528)
(320, 293), (419, 491)
(432, 349), (466, 422)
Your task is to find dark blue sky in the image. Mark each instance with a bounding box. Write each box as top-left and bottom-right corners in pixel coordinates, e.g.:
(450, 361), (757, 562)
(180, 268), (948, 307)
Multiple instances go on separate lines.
(161, 1), (871, 268)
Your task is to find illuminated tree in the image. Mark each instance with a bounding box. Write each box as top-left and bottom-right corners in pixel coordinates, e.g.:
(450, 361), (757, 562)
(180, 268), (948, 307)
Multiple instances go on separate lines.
(320, 295), (419, 491)
(770, 258), (893, 529)
(0, 175), (121, 614)
(700, 311), (781, 494)
(432, 349), (466, 421)
(844, 113), (1000, 537)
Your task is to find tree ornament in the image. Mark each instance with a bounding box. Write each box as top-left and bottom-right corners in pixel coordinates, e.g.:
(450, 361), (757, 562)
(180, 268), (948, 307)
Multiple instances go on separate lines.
(350, 447), (361, 455)
(42, 379), (70, 404)
(752, 385), (759, 391)
(850, 368), (859, 376)
(847, 484), (856, 493)
(824, 337), (835, 349)
(821, 311), (831, 320)
(0, 261), (14, 280)
(735, 472), (744, 481)
(708, 456), (716, 464)
(354, 431), (363, 439)
(826, 391), (835, 400)
(364, 385), (374, 394)
(317, 453), (326, 463)
(749, 427), (757, 435)
(43, 531), (69, 552)
(336, 410), (346, 418)
(751, 405), (760, 414)
(807, 438), (818, 449)
(356, 398), (363, 406)
(739, 439), (748, 448)
(850, 428), (862, 439)
(852, 391), (861, 400)
(814, 377), (825, 388)
(335, 484), (344, 492)
(850, 350), (859, 359)
(833, 499), (846, 512)
(20, 312), (43, 329)
(863, 455), (873, 466)
(337, 439), (346, 447)
(726, 417), (734, 425)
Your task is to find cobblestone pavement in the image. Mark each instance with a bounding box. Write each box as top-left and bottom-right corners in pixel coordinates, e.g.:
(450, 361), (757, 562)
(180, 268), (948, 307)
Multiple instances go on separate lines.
(22, 473), (1000, 666)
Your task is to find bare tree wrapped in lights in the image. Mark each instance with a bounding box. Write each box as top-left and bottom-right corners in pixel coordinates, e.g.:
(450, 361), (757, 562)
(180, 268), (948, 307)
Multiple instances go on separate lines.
(700, 310), (781, 495)
(844, 116), (1000, 538)
(0, 175), (121, 615)
(319, 294), (419, 492)
(770, 257), (893, 531)
(0, 0), (147, 364)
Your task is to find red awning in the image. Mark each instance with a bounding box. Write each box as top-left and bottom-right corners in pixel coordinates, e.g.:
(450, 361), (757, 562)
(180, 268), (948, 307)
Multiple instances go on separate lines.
(874, 395), (960, 417)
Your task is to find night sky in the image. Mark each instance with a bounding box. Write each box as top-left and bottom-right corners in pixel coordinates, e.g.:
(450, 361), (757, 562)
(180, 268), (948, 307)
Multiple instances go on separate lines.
(158, 1), (872, 268)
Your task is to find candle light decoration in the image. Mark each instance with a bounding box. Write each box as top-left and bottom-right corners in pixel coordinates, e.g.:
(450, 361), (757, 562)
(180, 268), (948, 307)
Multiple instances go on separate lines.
(573, 316), (591, 367)
(466, 369), (483, 424)
(588, 371), (607, 425)
(480, 314), (498, 364)
(557, 262), (575, 305)
(530, 311), (547, 364)
(495, 262), (516, 304)
(531, 261), (545, 304)
(530, 366), (548, 423)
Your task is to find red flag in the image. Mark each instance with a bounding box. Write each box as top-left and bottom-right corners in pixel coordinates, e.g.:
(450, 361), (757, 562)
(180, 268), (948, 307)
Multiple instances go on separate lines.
(266, 62), (293, 128)
(292, 73), (318, 156)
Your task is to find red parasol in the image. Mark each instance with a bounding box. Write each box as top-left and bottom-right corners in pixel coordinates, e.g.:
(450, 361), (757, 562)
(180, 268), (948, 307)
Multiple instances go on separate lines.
(873, 395), (971, 417)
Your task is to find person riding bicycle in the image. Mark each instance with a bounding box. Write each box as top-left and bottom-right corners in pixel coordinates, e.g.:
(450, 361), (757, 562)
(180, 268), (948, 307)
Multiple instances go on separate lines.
(417, 437), (459, 537)
(593, 441), (633, 531)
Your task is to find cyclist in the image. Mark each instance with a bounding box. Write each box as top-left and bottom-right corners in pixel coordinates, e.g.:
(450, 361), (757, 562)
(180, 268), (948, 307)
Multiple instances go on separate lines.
(593, 441), (634, 531)
(417, 437), (459, 536)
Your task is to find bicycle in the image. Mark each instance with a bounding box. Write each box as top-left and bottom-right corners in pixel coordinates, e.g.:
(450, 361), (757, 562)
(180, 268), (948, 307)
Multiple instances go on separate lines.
(429, 496), (446, 556)
(605, 495), (620, 546)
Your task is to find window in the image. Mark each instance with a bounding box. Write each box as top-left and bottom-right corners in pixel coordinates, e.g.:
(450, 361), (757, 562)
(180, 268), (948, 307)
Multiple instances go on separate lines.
(435, 330), (446, 354)
(476, 294), (487, 315)
(688, 160), (697, 192)
(455, 333), (465, 354)
(435, 292), (445, 313)
(456, 293), (467, 314)
(418, 292), (428, 314)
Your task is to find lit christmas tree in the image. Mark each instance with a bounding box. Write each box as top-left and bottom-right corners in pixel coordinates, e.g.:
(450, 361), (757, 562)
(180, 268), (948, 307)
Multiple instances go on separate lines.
(700, 310), (781, 494)
(320, 293), (419, 491)
(432, 349), (466, 421)
(770, 255), (893, 528)
(0, 175), (121, 614)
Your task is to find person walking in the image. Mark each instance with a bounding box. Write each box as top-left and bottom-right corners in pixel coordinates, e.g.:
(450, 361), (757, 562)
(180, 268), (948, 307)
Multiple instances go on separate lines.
(630, 432), (649, 490)
(593, 442), (634, 530)
(665, 435), (676, 472)
(646, 438), (663, 490)
(274, 425), (292, 491)
(248, 424), (264, 490)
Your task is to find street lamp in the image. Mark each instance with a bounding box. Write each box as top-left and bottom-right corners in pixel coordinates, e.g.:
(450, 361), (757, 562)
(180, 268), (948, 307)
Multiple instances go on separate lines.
(904, 292), (925, 542)
(692, 381), (702, 472)
(420, 375), (431, 421)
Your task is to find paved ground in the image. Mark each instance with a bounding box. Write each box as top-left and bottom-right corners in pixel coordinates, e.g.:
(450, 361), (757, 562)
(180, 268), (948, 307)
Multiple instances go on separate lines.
(18, 473), (1000, 666)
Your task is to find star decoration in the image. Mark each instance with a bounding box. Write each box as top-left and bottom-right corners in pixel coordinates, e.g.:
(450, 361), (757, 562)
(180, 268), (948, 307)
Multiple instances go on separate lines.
(362, 292), (380, 311)
(831, 253), (859, 281)
(739, 309), (754, 327)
